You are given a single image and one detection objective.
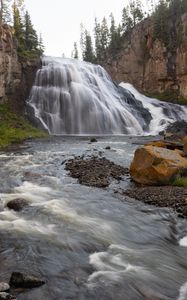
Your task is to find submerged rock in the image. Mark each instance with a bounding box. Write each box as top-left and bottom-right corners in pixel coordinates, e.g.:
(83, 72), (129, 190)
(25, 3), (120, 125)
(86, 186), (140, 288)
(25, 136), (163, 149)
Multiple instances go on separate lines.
(130, 145), (187, 185)
(90, 138), (97, 143)
(9, 272), (45, 288)
(6, 199), (29, 212)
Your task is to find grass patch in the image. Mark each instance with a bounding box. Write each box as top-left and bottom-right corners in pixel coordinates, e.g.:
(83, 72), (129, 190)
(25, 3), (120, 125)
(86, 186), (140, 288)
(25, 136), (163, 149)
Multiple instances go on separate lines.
(172, 176), (187, 187)
(145, 91), (187, 106)
(0, 102), (47, 149)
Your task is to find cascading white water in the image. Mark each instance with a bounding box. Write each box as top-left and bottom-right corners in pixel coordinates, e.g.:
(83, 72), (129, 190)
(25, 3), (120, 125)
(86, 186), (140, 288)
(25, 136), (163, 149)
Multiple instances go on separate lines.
(27, 56), (187, 135)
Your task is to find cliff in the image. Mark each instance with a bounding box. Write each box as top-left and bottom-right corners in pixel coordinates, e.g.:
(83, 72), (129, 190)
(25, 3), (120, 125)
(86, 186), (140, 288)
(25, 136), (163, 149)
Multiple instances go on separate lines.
(101, 13), (187, 103)
(0, 24), (40, 113)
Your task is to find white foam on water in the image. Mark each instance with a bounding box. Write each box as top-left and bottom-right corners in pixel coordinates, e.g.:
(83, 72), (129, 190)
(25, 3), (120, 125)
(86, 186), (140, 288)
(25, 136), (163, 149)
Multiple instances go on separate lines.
(0, 182), (54, 206)
(179, 236), (187, 247)
(39, 199), (113, 241)
(0, 212), (56, 237)
(120, 82), (187, 134)
(88, 246), (151, 284)
(177, 282), (187, 300)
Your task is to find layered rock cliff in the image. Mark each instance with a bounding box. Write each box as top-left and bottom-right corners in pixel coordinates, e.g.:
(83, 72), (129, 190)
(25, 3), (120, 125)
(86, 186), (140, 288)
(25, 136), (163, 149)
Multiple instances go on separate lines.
(101, 13), (187, 103)
(0, 25), (40, 113)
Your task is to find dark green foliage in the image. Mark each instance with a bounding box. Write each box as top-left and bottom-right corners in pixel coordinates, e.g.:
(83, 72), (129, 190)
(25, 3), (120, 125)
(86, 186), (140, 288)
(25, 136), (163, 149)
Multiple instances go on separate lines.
(1, 0), (44, 57)
(153, 0), (187, 50)
(24, 10), (38, 52)
(80, 26), (95, 63)
(72, 42), (78, 59)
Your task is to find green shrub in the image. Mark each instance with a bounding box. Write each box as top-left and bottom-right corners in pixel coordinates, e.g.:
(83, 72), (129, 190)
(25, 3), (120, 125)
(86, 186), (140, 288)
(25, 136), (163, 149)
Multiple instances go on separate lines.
(0, 102), (47, 149)
(172, 176), (187, 187)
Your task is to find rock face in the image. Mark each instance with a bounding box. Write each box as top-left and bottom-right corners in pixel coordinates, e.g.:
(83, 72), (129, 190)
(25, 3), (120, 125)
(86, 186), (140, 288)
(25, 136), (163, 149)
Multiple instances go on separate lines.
(130, 145), (187, 185)
(0, 25), (40, 113)
(101, 14), (187, 102)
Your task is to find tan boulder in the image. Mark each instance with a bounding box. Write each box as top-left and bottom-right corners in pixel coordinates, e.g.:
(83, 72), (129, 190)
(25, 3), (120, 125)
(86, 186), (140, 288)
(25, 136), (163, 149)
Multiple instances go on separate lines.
(130, 145), (187, 185)
(183, 136), (187, 156)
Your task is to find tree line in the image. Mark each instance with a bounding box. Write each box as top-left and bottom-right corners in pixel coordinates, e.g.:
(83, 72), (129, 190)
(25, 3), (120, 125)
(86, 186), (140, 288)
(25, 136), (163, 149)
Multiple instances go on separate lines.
(0, 0), (44, 57)
(72, 0), (187, 63)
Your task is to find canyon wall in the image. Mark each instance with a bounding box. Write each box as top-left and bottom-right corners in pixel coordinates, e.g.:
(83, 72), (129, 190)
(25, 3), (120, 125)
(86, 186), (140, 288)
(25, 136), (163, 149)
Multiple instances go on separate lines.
(101, 13), (187, 102)
(0, 25), (40, 113)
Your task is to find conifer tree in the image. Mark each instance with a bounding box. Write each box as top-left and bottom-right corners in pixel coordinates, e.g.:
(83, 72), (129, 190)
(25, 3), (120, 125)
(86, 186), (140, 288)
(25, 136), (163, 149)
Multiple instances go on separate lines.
(73, 42), (78, 59)
(24, 10), (38, 51)
(82, 30), (95, 63)
(13, 0), (25, 52)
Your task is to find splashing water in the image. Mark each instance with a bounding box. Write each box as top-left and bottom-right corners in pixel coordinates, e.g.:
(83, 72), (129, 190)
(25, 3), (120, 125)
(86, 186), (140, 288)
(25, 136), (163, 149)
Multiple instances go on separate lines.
(27, 57), (187, 135)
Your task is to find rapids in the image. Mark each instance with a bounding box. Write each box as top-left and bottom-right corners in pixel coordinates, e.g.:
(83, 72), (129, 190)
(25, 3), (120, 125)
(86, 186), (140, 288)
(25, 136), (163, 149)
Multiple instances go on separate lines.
(0, 136), (187, 299)
(27, 57), (187, 135)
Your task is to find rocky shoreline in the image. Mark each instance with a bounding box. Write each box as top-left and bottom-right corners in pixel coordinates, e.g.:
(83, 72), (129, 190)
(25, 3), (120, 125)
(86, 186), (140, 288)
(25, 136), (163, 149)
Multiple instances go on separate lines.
(65, 148), (187, 218)
(123, 186), (187, 218)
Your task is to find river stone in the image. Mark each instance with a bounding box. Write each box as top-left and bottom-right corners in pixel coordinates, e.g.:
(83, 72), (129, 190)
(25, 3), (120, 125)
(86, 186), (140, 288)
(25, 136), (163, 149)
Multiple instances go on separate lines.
(0, 293), (16, 300)
(9, 272), (45, 288)
(130, 145), (187, 185)
(0, 284), (9, 293)
(6, 199), (29, 211)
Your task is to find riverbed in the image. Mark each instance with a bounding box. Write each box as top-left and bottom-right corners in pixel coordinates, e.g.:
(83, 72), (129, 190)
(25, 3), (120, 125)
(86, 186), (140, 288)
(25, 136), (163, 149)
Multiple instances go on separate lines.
(0, 136), (187, 300)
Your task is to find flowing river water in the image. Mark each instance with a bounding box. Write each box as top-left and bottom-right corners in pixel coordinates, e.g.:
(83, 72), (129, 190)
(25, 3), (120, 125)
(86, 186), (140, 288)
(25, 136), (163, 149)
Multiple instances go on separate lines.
(0, 136), (187, 300)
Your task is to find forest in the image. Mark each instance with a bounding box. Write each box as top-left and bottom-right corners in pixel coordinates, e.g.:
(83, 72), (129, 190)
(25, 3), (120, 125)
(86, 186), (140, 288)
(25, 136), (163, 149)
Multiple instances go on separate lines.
(74, 0), (187, 63)
(0, 0), (44, 57)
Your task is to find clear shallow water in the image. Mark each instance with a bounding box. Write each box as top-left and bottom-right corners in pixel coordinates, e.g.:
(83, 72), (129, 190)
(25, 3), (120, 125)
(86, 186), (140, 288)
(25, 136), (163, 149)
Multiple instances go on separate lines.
(0, 136), (187, 300)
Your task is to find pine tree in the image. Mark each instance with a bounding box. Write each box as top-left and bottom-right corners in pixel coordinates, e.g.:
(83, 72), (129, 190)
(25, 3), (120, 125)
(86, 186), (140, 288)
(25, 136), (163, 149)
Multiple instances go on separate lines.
(13, 0), (25, 52)
(94, 18), (102, 61)
(129, 0), (144, 27)
(73, 42), (78, 59)
(122, 6), (133, 32)
(82, 30), (95, 63)
(24, 10), (38, 51)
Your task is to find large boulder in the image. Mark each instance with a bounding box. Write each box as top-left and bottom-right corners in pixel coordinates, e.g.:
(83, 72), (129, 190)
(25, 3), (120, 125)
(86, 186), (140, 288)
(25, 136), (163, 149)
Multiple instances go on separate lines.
(130, 145), (187, 185)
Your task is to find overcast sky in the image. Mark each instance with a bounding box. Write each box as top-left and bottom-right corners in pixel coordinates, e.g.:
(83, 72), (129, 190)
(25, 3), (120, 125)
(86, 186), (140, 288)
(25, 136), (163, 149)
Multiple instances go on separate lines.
(24, 0), (132, 57)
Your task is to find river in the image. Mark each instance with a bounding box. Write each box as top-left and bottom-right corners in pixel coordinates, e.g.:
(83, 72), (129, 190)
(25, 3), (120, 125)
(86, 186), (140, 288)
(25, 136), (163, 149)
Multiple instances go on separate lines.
(0, 136), (187, 300)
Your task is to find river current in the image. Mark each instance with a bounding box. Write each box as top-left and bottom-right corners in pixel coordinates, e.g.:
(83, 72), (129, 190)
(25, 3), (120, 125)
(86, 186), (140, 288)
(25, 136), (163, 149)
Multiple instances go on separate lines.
(0, 136), (187, 300)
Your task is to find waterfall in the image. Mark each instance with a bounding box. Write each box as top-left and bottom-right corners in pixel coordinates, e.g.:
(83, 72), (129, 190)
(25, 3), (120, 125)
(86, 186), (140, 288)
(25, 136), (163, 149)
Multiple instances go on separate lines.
(27, 56), (187, 135)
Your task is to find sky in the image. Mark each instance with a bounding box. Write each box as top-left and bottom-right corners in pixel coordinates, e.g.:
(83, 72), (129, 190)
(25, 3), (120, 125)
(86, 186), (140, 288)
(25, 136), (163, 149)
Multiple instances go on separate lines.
(24, 0), (130, 58)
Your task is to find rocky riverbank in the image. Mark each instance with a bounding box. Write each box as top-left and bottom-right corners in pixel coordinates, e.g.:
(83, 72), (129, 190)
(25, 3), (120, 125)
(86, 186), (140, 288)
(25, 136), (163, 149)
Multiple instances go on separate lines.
(123, 186), (187, 218)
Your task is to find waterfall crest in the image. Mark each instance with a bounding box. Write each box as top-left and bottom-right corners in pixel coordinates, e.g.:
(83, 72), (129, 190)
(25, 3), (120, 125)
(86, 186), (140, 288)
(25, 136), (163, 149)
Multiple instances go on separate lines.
(27, 57), (187, 135)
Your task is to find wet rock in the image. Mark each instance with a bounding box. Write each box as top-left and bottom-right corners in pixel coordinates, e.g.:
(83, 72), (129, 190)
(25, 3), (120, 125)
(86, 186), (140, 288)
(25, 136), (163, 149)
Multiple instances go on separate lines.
(24, 171), (42, 178)
(6, 199), (29, 212)
(105, 146), (111, 150)
(0, 283), (9, 293)
(130, 145), (187, 185)
(0, 293), (16, 300)
(164, 121), (187, 140)
(65, 156), (129, 188)
(90, 137), (97, 143)
(9, 272), (45, 289)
